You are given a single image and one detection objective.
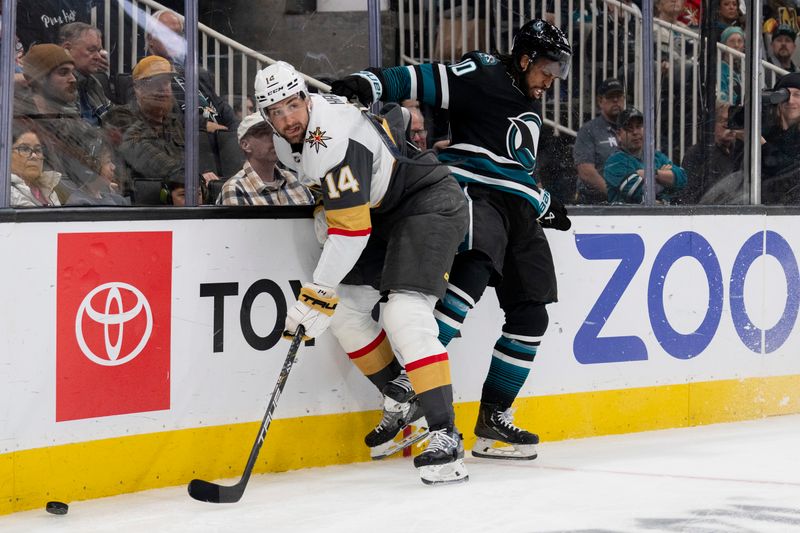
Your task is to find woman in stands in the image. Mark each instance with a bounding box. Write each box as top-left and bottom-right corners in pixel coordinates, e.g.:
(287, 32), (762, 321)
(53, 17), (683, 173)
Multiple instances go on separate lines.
(10, 120), (61, 207)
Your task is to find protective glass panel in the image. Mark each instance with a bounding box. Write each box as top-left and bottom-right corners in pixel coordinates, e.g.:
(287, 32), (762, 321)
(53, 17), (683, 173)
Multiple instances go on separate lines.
(10, 1), (190, 207)
(390, 1), (768, 206)
(393, 1), (653, 205)
(761, 9), (799, 206)
(677, 0), (747, 206)
(190, 0), (367, 207)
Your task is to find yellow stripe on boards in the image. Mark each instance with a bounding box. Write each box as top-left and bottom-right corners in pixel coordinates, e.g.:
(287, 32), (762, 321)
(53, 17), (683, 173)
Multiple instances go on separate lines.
(2, 375), (798, 516)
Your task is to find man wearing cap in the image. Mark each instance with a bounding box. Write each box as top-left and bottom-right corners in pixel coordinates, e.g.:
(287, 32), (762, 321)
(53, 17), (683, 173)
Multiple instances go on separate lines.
(118, 55), (185, 202)
(216, 113), (314, 206)
(572, 78), (627, 203)
(770, 24), (798, 72)
(16, 43), (103, 196)
(603, 107), (687, 204)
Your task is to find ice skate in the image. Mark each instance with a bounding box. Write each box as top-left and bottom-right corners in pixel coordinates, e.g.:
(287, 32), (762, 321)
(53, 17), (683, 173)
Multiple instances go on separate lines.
(472, 403), (539, 460)
(414, 427), (469, 485)
(365, 374), (429, 460)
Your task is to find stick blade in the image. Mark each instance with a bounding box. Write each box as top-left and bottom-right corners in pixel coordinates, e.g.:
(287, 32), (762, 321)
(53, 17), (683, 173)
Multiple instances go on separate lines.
(188, 478), (243, 504)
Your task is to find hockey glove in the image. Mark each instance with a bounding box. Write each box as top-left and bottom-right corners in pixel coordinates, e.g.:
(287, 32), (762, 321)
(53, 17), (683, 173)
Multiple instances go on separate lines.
(538, 194), (572, 231)
(330, 70), (384, 107)
(284, 283), (339, 341)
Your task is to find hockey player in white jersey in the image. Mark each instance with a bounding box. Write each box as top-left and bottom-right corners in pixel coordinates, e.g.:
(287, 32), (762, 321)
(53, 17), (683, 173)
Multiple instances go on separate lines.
(254, 61), (469, 485)
(332, 19), (573, 461)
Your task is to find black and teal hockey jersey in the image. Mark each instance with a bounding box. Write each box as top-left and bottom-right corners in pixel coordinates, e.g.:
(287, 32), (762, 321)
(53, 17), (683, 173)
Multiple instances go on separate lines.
(379, 51), (551, 215)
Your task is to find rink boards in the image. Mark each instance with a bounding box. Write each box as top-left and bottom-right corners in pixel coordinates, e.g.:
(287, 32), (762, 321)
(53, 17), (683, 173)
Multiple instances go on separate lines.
(1, 213), (799, 514)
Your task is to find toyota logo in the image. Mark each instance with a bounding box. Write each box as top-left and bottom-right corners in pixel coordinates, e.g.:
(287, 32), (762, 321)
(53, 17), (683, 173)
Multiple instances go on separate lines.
(75, 282), (153, 366)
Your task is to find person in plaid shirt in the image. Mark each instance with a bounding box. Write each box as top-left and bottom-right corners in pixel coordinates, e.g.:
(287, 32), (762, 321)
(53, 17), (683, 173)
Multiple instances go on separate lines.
(216, 113), (314, 206)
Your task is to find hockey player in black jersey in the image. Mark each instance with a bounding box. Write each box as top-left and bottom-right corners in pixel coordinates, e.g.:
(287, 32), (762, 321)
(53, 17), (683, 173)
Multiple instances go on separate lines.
(332, 19), (573, 461)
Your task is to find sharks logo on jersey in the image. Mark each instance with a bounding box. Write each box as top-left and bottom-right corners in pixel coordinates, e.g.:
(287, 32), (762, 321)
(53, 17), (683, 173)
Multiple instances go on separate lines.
(505, 112), (542, 173)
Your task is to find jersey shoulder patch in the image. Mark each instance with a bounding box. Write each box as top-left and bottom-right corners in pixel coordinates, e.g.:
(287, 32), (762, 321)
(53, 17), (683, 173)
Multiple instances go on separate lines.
(470, 51), (499, 66)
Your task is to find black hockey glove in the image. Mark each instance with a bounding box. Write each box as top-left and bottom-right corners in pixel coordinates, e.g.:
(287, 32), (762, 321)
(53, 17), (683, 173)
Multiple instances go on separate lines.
(538, 195), (572, 231)
(330, 70), (385, 107)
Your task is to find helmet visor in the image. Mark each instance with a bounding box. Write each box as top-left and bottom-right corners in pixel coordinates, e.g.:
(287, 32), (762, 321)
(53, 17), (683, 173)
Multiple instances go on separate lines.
(541, 50), (571, 80)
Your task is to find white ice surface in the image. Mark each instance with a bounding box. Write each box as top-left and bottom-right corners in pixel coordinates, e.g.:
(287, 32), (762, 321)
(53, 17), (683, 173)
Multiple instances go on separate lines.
(3, 415), (799, 533)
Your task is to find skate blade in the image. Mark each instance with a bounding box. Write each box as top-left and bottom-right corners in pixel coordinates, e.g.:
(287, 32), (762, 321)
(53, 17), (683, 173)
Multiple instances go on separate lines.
(370, 425), (429, 460)
(471, 437), (538, 460)
(419, 459), (469, 486)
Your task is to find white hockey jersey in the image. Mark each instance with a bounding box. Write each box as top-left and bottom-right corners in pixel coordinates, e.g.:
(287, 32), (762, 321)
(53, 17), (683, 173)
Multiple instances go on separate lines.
(273, 93), (402, 288)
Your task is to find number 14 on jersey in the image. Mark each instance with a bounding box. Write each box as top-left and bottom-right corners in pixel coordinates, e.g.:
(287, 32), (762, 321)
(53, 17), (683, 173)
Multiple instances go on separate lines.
(324, 165), (360, 199)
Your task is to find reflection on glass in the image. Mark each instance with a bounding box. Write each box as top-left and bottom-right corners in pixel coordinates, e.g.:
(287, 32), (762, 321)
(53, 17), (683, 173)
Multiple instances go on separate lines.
(3, 0), (775, 208)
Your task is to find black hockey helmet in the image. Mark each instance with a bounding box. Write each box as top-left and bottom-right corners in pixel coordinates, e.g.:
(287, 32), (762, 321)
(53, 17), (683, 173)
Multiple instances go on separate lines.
(512, 19), (572, 80)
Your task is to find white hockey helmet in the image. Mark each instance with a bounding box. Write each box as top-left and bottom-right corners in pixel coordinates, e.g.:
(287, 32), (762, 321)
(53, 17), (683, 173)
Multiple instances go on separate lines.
(254, 61), (309, 113)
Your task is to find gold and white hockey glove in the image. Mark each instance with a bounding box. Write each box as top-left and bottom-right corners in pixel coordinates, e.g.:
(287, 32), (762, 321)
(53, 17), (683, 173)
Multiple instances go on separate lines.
(283, 283), (338, 341)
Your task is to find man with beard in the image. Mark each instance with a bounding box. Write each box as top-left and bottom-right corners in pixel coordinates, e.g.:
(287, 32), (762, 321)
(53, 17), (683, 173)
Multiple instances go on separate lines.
(603, 107), (686, 204)
(769, 25), (798, 73)
(58, 22), (111, 126)
(16, 43), (102, 196)
(255, 62), (469, 485)
(331, 19), (572, 462)
(572, 78), (627, 203)
(118, 55), (185, 201)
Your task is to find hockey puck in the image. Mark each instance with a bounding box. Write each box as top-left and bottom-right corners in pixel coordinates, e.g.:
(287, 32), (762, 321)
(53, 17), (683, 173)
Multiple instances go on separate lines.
(45, 501), (69, 515)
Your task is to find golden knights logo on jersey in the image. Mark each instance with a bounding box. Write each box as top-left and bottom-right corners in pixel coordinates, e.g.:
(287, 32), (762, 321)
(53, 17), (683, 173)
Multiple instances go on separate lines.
(306, 127), (332, 153)
(505, 112), (542, 173)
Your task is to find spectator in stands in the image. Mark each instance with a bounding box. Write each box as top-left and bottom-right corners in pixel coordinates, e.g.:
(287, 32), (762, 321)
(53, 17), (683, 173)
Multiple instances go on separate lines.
(401, 100), (429, 151)
(655, 0), (693, 60)
(162, 174), (205, 206)
(217, 113), (314, 206)
(761, 72), (800, 203)
(604, 107), (687, 204)
(145, 9), (236, 133)
(769, 24), (798, 72)
(572, 78), (626, 204)
(231, 94), (256, 122)
(119, 56), (184, 199)
(10, 120), (61, 207)
(58, 22), (112, 127)
(716, 0), (745, 32)
(17, 43), (102, 198)
(719, 26), (744, 105)
(654, 0), (697, 160)
(66, 139), (129, 205)
(677, 101), (742, 204)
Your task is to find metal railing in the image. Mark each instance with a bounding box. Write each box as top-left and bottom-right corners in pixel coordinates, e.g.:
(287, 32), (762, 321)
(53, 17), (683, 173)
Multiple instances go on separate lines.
(98, 0), (330, 113)
(397, 0), (788, 164)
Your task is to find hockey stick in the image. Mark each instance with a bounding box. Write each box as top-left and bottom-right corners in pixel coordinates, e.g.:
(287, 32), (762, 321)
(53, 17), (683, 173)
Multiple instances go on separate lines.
(188, 326), (305, 503)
